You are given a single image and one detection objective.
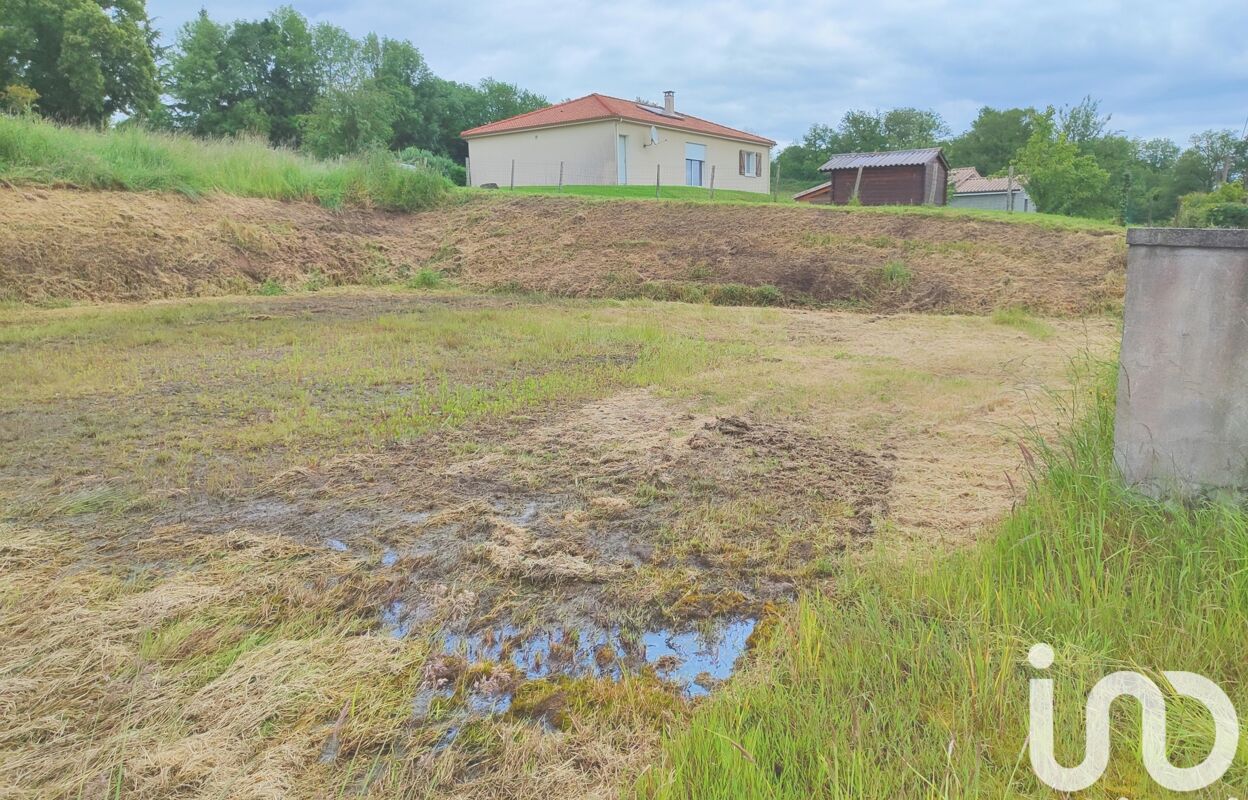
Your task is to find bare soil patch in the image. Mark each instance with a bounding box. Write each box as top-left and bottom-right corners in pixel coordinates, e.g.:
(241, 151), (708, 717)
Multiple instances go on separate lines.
(0, 189), (1124, 313)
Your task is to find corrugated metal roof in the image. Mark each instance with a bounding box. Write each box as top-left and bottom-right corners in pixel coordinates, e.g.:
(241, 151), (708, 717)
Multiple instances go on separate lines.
(792, 181), (830, 200)
(818, 147), (945, 171)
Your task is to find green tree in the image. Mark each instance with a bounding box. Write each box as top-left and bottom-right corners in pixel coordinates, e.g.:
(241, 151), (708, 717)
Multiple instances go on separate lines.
(0, 0), (160, 124)
(165, 6), (323, 145)
(1057, 95), (1111, 147)
(944, 107), (1036, 174)
(1013, 111), (1110, 217)
(773, 109), (948, 191)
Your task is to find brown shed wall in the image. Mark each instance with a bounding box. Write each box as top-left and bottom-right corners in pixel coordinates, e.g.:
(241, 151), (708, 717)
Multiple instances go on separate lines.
(827, 165), (929, 205)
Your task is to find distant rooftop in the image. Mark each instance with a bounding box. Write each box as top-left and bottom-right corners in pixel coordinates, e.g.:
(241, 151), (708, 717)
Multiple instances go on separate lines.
(950, 166), (1027, 194)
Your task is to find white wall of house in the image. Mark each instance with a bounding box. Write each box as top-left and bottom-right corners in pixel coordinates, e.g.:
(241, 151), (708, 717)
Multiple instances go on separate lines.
(949, 189), (1036, 212)
(614, 121), (771, 193)
(465, 119), (771, 193)
(465, 120), (618, 187)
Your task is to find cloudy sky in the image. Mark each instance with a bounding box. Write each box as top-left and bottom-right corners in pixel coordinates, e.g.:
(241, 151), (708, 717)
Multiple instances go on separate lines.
(147, 0), (1248, 148)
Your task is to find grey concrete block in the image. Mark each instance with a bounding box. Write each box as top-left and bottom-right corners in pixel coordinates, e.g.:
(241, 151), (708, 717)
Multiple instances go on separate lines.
(1114, 228), (1248, 498)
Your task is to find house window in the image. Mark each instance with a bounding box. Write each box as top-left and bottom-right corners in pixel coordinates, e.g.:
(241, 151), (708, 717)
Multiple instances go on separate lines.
(739, 150), (762, 177)
(685, 142), (706, 187)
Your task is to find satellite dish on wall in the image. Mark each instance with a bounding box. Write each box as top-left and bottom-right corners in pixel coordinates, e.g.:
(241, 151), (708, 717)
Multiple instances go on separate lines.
(649, 125), (660, 145)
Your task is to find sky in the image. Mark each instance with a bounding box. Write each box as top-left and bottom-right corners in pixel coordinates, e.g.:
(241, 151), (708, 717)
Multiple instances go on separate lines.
(147, 0), (1248, 149)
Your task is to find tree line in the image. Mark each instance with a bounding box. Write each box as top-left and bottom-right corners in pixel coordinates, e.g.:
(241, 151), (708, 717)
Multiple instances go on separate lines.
(1, 0), (1244, 219)
(0, 0), (547, 182)
(775, 99), (1248, 222)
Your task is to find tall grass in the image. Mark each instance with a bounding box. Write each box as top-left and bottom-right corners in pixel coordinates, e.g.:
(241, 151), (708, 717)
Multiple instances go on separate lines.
(0, 114), (449, 211)
(646, 361), (1248, 799)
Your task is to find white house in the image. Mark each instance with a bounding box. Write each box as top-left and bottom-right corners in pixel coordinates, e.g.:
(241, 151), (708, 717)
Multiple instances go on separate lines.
(461, 91), (775, 193)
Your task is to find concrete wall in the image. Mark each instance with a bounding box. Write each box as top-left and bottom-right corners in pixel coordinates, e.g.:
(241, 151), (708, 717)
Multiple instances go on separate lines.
(615, 120), (771, 193)
(465, 120), (618, 187)
(1114, 227), (1248, 497)
(949, 190), (1036, 212)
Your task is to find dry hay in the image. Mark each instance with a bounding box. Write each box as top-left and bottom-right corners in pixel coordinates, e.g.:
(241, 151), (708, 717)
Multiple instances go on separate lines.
(0, 189), (1124, 314)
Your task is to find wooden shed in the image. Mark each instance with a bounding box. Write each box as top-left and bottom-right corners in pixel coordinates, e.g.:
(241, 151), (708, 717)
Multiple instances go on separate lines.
(794, 147), (949, 206)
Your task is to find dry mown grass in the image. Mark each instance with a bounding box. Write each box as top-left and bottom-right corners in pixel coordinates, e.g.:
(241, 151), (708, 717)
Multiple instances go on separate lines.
(0, 291), (1117, 798)
(0, 189), (1124, 314)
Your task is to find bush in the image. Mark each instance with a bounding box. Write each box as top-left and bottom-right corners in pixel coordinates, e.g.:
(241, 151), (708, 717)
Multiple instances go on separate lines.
(397, 147), (467, 186)
(0, 114), (451, 212)
(1177, 182), (1248, 228)
(405, 268), (445, 289)
(1206, 203), (1248, 228)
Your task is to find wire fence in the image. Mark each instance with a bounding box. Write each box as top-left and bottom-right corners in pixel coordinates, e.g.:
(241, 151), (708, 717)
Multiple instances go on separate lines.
(467, 157), (785, 201)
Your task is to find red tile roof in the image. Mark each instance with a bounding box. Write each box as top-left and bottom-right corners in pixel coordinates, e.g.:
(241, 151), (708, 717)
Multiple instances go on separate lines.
(460, 93), (775, 146)
(950, 166), (1027, 193)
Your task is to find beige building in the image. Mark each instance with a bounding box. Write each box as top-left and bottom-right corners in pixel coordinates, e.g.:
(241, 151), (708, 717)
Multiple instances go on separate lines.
(461, 92), (775, 193)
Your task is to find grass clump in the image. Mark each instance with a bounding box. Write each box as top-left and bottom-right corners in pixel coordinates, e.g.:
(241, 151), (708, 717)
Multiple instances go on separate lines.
(256, 278), (284, 296)
(0, 114), (449, 211)
(405, 268), (446, 289)
(878, 259), (912, 286)
(992, 306), (1056, 339)
(646, 363), (1248, 799)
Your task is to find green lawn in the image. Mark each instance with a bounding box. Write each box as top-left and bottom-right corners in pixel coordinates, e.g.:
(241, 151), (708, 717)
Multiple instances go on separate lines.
(489, 183), (1121, 233)
(508, 183), (790, 204)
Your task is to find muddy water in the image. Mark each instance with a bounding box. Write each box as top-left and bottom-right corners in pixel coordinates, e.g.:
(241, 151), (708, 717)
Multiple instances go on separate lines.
(413, 618), (756, 700)
(399, 616), (757, 750)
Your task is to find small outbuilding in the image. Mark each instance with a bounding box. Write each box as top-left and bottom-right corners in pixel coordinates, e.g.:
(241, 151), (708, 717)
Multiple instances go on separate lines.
(948, 166), (1035, 212)
(794, 147), (949, 206)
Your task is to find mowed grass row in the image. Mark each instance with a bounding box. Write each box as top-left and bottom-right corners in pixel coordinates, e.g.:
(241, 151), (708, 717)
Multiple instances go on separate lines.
(645, 364), (1248, 799)
(0, 292), (744, 501)
(0, 114), (449, 211)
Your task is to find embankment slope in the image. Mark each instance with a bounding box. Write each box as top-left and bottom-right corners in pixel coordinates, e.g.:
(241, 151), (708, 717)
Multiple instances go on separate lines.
(0, 189), (1125, 313)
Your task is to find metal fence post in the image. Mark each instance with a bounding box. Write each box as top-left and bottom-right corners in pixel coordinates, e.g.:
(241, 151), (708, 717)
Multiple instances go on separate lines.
(709, 165), (715, 200)
(510, 159), (515, 190)
(558, 161), (564, 193)
(655, 164), (660, 198)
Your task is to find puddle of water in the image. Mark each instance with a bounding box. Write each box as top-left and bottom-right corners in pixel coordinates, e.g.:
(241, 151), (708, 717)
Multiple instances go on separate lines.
(325, 538), (349, 552)
(403, 618), (755, 750)
(437, 618), (756, 698)
(380, 549), (399, 567)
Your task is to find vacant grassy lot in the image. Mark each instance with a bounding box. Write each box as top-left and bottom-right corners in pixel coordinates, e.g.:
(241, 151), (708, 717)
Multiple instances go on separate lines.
(0, 288), (1113, 798)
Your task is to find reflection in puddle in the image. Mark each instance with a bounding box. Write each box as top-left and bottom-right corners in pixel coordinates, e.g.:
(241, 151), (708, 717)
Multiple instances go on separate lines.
(397, 617), (756, 751)
(325, 538), (348, 552)
(436, 618), (756, 699)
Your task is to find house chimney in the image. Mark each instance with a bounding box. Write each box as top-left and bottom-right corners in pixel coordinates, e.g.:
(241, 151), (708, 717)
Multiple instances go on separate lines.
(663, 90), (674, 114)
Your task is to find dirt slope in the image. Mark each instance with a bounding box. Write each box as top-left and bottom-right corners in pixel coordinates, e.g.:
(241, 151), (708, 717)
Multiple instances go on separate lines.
(0, 188), (1125, 313)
